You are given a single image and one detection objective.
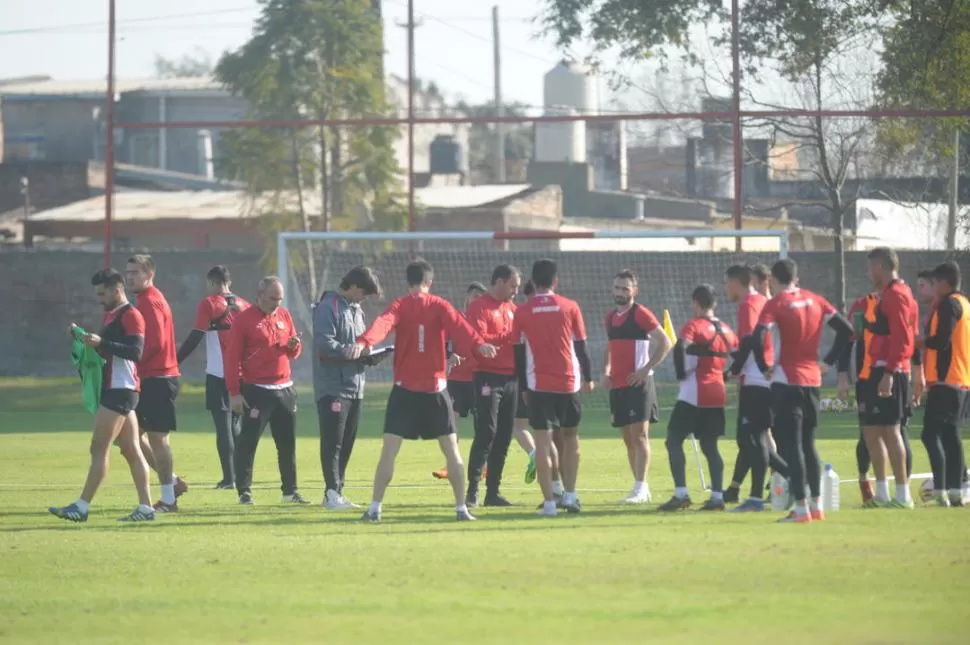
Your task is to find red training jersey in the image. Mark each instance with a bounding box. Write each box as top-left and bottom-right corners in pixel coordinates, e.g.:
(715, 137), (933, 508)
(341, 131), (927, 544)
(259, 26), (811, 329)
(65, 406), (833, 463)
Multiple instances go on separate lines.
(192, 294), (251, 379)
(605, 304), (660, 386)
(758, 287), (836, 387)
(677, 317), (738, 407)
(100, 303), (146, 391)
(135, 286), (180, 379)
(869, 279), (918, 374)
(224, 305), (301, 397)
(447, 311), (476, 382)
(513, 292), (587, 394)
(358, 292), (485, 393)
(737, 291), (772, 388)
(466, 293), (517, 376)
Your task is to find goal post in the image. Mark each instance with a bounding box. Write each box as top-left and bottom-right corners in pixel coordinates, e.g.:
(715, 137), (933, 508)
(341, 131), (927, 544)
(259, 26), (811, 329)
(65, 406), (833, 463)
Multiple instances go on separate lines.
(277, 228), (789, 406)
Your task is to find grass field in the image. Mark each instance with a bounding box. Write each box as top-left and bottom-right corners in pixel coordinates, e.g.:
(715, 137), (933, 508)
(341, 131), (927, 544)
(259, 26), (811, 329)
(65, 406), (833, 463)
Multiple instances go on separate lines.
(1, 377), (968, 644)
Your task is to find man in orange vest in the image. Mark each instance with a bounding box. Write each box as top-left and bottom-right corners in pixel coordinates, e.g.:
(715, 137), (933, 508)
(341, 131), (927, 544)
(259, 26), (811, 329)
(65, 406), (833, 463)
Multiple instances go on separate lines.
(917, 262), (970, 507)
(838, 288), (914, 503)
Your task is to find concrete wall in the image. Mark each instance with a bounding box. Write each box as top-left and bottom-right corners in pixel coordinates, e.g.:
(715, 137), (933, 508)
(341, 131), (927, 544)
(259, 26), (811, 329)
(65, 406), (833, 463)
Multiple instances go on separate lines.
(4, 248), (966, 381)
(0, 161), (97, 214)
(2, 99), (101, 162)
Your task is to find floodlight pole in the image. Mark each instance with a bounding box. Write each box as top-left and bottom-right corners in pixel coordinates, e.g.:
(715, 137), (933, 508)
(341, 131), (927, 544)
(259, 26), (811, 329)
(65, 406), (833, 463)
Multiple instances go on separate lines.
(731, 0), (743, 252)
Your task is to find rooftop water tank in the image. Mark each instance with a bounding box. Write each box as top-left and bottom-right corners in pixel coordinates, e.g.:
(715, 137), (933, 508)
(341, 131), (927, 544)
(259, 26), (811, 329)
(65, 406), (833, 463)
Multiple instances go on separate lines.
(543, 60), (598, 115)
(429, 134), (463, 175)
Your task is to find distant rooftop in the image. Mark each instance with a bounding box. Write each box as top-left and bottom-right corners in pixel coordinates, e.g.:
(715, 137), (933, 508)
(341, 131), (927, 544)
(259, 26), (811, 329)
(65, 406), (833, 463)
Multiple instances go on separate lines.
(29, 185), (539, 222)
(0, 75), (225, 99)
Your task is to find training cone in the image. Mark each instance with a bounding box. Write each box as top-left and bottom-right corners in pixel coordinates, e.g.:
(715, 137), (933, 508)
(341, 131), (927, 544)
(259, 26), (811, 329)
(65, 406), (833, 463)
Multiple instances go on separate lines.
(663, 309), (676, 344)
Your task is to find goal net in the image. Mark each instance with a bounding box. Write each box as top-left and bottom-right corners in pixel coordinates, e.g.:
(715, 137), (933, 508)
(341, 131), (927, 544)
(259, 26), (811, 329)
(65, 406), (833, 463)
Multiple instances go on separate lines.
(279, 229), (789, 411)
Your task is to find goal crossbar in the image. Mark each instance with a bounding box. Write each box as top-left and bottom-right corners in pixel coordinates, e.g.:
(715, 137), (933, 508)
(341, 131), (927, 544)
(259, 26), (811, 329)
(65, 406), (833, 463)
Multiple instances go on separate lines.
(277, 228), (790, 285)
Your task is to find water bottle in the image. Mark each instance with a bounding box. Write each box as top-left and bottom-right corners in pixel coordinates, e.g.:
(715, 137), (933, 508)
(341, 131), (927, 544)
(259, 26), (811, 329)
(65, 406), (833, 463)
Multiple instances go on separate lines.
(770, 472), (790, 512)
(822, 464), (840, 512)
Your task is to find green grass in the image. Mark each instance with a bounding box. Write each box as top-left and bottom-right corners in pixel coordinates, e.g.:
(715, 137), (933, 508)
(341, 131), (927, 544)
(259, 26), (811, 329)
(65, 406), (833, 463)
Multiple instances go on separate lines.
(1, 378), (968, 644)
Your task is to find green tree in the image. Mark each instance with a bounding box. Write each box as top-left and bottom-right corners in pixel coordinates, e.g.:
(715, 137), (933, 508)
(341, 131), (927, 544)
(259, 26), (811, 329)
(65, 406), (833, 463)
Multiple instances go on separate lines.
(216, 0), (406, 247)
(876, 0), (970, 247)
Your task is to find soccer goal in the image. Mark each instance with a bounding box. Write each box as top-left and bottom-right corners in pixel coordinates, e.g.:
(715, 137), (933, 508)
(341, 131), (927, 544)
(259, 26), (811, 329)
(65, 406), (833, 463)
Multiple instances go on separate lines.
(277, 228), (789, 397)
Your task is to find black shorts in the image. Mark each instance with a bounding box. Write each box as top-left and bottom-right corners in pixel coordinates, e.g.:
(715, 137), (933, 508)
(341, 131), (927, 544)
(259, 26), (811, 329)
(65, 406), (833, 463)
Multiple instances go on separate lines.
(447, 380), (475, 418)
(924, 386), (969, 427)
(516, 390), (530, 420)
(136, 376), (179, 432)
(770, 383), (820, 438)
(737, 385), (773, 435)
(205, 374), (230, 411)
(101, 388), (139, 416)
(666, 400), (725, 442)
(528, 391), (581, 431)
(609, 379), (659, 428)
(859, 367), (910, 426)
(384, 385), (456, 440)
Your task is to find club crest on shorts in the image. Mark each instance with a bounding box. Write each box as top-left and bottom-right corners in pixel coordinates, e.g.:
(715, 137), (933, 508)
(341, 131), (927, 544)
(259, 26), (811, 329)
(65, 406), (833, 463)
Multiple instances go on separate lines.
(481, 385), (492, 396)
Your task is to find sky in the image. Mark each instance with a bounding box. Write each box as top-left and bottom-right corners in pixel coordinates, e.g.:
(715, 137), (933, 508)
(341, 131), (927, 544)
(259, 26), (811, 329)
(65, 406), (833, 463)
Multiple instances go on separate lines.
(0, 0), (593, 110)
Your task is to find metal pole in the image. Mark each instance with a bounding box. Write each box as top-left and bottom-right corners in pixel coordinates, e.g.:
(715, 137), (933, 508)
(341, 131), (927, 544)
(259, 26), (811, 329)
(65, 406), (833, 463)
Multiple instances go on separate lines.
(948, 128), (960, 250)
(103, 0), (116, 269)
(731, 0), (743, 253)
(493, 5), (505, 183)
(406, 0), (416, 232)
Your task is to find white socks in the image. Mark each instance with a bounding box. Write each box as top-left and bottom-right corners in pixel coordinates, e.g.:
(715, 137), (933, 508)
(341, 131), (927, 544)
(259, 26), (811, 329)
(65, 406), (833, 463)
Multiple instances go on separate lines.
(562, 491), (578, 505)
(875, 480), (890, 501)
(552, 480), (564, 496)
(368, 501), (382, 514)
(160, 483), (176, 505)
(543, 500), (557, 513)
(711, 491), (724, 501)
(808, 498), (820, 513)
(633, 481), (649, 497)
(674, 486), (688, 499)
(456, 504), (468, 513)
(138, 504), (154, 514)
(895, 483), (911, 504)
(74, 498), (90, 513)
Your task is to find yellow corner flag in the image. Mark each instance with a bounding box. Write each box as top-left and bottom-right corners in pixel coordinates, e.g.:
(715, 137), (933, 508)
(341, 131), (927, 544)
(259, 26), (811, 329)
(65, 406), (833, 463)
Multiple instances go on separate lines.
(662, 309), (676, 344)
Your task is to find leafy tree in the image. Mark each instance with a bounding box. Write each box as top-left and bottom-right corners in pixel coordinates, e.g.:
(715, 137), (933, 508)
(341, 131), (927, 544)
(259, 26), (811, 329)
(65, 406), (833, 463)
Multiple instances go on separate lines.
(876, 0), (970, 248)
(216, 0), (407, 248)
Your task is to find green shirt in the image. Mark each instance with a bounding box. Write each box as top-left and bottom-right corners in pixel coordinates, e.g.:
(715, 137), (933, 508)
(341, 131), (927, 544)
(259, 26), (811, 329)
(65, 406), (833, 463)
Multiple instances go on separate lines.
(72, 326), (105, 414)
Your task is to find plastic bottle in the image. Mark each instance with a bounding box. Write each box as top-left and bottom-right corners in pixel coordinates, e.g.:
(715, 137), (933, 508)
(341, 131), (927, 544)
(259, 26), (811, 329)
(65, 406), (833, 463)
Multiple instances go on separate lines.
(822, 463), (840, 512)
(770, 472), (790, 512)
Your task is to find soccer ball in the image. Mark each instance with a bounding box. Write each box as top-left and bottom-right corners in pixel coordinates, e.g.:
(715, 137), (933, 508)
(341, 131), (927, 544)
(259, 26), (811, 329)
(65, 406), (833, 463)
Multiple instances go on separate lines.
(820, 397), (849, 413)
(919, 478), (934, 503)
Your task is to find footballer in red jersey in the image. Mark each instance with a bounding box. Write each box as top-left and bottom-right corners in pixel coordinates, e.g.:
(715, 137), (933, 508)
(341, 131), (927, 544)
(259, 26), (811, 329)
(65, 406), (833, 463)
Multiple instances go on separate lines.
(350, 259), (496, 522)
(432, 282), (487, 481)
(126, 254), (186, 512)
(723, 265), (789, 511)
(176, 265), (250, 490)
(50, 269), (155, 523)
(658, 285), (738, 512)
(513, 259), (594, 517)
(861, 247), (919, 508)
(602, 269), (671, 505)
(752, 259), (852, 523)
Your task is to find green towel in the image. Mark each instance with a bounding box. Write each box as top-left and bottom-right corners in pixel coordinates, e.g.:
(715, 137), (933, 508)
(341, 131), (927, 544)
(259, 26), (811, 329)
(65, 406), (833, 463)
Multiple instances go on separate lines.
(72, 326), (105, 414)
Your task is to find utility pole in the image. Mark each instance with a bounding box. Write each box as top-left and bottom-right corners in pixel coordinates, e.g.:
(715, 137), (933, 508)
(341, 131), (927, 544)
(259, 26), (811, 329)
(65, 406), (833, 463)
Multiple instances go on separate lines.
(397, 3), (423, 231)
(948, 129), (960, 250)
(492, 5), (505, 183)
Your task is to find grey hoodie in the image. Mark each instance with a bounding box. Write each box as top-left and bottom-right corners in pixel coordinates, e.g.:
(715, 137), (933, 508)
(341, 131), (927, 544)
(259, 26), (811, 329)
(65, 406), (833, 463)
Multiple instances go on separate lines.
(312, 291), (366, 401)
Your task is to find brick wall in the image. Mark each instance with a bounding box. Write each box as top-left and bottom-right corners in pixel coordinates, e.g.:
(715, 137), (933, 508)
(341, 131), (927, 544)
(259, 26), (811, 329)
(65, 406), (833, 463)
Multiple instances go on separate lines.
(1, 247), (966, 379)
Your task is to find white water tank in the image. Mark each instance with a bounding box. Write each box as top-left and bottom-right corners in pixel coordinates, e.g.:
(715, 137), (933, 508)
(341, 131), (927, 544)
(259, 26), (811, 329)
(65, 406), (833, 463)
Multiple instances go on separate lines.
(535, 106), (587, 163)
(544, 60), (598, 115)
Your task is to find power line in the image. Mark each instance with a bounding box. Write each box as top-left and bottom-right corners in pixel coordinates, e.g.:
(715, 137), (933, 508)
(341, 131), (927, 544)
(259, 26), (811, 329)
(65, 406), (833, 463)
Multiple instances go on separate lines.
(0, 6), (255, 36)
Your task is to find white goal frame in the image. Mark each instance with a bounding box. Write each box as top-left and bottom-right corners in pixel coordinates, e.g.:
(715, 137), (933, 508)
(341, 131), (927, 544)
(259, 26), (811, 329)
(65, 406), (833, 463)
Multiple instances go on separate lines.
(277, 228), (790, 298)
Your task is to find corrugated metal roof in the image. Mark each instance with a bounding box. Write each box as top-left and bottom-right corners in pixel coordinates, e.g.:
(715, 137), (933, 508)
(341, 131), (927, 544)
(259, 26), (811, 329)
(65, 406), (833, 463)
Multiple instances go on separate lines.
(0, 76), (224, 97)
(29, 185), (537, 222)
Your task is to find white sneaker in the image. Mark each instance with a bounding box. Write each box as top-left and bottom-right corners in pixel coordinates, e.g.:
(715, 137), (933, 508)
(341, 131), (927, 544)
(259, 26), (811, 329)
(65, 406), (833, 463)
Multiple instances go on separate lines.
(537, 505), (558, 517)
(620, 490), (651, 505)
(323, 489), (359, 510)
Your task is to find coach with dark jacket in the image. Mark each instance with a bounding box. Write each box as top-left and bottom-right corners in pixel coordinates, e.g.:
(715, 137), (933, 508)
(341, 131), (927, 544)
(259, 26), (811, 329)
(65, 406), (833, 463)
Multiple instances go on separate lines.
(313, 266), (385, 510)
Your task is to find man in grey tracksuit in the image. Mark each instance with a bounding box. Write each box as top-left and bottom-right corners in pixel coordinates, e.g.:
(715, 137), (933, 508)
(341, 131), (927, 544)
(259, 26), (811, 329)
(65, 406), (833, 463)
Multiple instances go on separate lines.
(313, 266), (383, 510)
